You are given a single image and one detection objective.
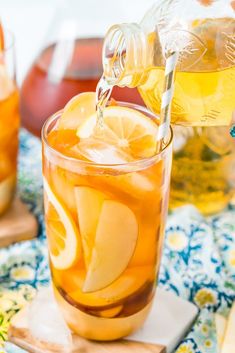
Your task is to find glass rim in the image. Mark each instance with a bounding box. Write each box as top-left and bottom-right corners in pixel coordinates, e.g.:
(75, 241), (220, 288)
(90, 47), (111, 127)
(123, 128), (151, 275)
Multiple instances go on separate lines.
(0, 28), (15, 52)
(42, 101), (173, 169)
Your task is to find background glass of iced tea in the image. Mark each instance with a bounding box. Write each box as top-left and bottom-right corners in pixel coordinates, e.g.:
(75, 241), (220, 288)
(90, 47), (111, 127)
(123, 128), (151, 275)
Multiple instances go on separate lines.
(42, 103), (172, 340)
(170, 125), (235, 215)
(20, 0), (144, 137)
(0, 29), (20, 215)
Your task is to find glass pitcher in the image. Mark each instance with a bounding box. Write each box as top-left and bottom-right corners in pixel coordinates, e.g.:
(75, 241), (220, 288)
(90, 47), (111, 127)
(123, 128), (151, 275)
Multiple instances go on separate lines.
(20, 0), (150, 137)
(102, 0), (235, 127)
(170, 125), (235, 214)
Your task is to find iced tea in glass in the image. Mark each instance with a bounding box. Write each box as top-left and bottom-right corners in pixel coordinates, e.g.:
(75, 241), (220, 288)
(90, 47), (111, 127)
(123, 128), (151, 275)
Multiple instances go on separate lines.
(0, 29), (19, 215)
(42, 93), (172, 340)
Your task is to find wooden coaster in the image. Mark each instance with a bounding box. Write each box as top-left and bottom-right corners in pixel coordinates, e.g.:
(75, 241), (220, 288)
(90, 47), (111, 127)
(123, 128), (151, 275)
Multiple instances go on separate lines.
(8, 307), (165, 353)
(0, 198), (38, 247)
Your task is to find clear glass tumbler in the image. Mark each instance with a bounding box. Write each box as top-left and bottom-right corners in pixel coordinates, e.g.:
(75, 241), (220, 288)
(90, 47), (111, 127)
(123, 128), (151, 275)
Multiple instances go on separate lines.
(42, 102), (172, 340)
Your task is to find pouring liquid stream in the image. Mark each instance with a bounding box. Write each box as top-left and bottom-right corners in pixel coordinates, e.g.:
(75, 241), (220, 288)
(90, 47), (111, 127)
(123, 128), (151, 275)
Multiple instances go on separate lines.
(95, 32), (127, 136)
(95, 75), (113, 135)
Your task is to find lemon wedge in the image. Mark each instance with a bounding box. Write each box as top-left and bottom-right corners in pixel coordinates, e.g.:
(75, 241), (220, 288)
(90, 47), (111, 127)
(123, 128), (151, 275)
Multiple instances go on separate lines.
(77, 105), (158, 159)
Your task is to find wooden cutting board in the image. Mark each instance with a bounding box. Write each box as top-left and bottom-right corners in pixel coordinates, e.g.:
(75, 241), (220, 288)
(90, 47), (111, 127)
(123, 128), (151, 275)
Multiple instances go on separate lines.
(0, 198), (38, 247)
(8, 308), (166, 353)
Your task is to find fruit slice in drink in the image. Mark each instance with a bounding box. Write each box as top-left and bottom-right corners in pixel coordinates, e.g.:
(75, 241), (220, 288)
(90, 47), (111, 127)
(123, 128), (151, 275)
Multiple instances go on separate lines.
(77, 104), (158, 159)
(55, 265), (153, 308)
(59, 92), (96, 130)
(74, 185), (139, 292)
(56, 92), (160, 196)
(58, 92), (158, 159)
(44, 179), (82, 270)
(43, 92), (170, 340)
(75, 186), (105, 268)
(82, 199), (138, 292)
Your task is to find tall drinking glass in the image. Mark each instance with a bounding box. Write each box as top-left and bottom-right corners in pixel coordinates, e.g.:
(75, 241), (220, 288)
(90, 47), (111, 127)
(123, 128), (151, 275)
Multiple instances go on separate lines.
(0, 29), (19, 215)
(42, 102), (172, 340)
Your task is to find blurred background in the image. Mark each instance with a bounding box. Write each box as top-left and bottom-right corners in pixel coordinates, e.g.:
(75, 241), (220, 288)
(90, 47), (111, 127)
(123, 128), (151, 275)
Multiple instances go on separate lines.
(1, 0), (155, 136)
(1, 0), (155, 83)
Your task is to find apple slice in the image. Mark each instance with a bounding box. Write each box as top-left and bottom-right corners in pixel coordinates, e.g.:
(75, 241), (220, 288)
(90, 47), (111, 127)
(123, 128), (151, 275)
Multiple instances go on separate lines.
(215, 313), (227, 351)
(99, 305), (123, 318)
(221, 301), (235, 353)
(75, 186), (105, 267)
(83, 200), (138, 292)
(56, 266), (153, 307)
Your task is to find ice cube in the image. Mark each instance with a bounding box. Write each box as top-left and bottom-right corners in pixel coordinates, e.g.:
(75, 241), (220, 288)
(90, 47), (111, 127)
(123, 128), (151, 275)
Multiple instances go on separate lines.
(75, 137), (130, 165)
(76, 137), (157, 197)
(28, 287), (72, 350)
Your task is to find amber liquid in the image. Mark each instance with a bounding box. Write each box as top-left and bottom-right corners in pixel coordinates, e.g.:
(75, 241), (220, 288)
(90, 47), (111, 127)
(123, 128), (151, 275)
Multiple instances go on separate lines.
(138, 18), (235, 126)
(43, 110), (171, 340)
(170, 126), (235, 215)
(137, 19), (235, 213)
(21, 38), (143, 137)
(0, 89), (19, 214)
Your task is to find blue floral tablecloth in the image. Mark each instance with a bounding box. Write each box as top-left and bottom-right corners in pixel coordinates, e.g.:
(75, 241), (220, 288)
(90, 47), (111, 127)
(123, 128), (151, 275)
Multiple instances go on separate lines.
(0, 130), (234, 353)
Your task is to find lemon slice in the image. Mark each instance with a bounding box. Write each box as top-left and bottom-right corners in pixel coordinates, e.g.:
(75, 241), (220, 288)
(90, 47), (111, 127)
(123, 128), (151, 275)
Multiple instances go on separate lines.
(59, 92), (96, 130)
(83, 200), (138, 293)
(43, 178), (81, 270)
(75, 186), (105, 268)
(77, 105), (158, 159)
(50, 167), (78, 217)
